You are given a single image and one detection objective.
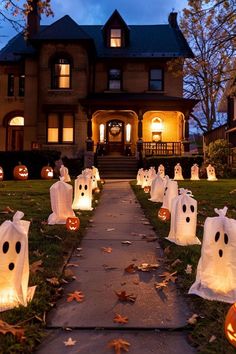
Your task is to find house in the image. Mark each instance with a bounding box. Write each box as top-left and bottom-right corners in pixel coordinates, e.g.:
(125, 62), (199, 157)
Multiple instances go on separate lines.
(0, 4), (198, 169)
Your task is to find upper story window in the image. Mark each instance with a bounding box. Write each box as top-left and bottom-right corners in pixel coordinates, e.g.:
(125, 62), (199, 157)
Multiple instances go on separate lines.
(47, 113), (74, 144)
(108, 68), (122, 90)
(52, 58), (71, 89)
(19, 74), (25, 97)
(149, 69), (163, 91)
(7, 74), (14, 96)
(110, 29), (122, 47)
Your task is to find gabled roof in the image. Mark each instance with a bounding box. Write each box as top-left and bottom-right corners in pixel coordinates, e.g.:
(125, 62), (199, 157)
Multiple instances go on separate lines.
(102, 9), (130, 31)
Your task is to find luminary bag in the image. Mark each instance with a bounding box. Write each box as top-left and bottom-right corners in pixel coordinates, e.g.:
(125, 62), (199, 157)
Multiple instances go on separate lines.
(92, 166), (100, 181)
(136, 168), (144, 186)
(48, 178), (75, 224)
(83, 168), (98, 190)
(189, 207), (236, 303)
(161, 177), (178, 212)
(0, 211), (35, 311)
(72, 174), (93, 211)
(207, 164), (217, 181)
(174, 163), (184, 180)
(141, 170), (151, 188)
(158, 164), (165, 179)
(167, 189), (200, 245)
(149, 173), (165, 203)
(148, 166), (156, 182)
(60, 164), (71, 182)
(190, 164), (200, 180)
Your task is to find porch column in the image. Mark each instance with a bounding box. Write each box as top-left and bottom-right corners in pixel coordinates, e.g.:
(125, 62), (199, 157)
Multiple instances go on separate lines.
(86, 109), (94, 151)
(137, 109), (143, 153)
(182, 113), (190, 153)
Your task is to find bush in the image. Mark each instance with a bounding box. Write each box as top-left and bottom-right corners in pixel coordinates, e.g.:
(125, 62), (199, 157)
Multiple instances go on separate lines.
(205, 139), (231, 177)
(143, 155), (203, 179)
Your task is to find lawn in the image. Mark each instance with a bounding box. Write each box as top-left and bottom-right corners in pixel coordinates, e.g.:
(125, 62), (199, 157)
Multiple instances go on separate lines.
(0, 179), (98, 354)
(131, 179), (236, 354)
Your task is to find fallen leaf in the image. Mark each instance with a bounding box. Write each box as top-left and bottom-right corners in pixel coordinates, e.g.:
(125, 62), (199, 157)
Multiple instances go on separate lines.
(113, 314), (129, 324)
(142, 235), (157, 242)
(229, 189), (236, 194)
(142, 221), (150, 225)
(0, 320), (25, 342)
(4, 206), (14, 213)
(171, 259), (182, 267)
(66, 263), (79, 268)
(106, 228), (115, 232)
(64, 268), (75, 278)
(103, 264), (118, 271)
(115, 290), (136, 303)
(137, 263), (159, 272)
(46, 277), (60, 286)
(125, 264), (137, 273)
(67, 291), (85, 303)
(159, 271), (177, 283)
(133, 280), (140, 285)
(185, 264), (192, 274)
(101, 247), (113, 253)
(209, 335), (217, 343)
(63, 337), (77, 346)
(121, 241), (132, 245)
(187, 314), (199, 325)
(30, 260), (44, 274)
(108, 338), (130, 354)
(154, 280), (168, 291)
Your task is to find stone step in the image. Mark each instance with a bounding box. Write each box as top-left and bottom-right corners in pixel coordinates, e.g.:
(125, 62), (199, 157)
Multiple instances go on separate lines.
(97, 156), (138, 179)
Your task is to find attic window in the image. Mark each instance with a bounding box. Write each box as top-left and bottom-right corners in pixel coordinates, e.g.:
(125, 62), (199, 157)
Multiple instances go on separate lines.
(110, 29), (121, 47)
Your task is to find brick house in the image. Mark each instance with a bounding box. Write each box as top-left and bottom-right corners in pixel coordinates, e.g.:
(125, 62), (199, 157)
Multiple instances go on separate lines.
(0, 5), (197, 168)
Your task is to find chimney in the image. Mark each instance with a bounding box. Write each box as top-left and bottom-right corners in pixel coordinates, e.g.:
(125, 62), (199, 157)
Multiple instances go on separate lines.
(168, 12), (178, 28)
(27, 0), (40, 38)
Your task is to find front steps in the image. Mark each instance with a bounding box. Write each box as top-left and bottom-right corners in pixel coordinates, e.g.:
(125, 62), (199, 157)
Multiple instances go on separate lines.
(97, 155), (138, 179)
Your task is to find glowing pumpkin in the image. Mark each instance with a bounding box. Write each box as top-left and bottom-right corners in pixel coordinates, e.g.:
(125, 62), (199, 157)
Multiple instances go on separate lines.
(0, 166), (4, 181)
(225, 303), (236, 348)
(158, 207), (170, 222)
(41, 166), (53, 180)
(144, 186), (151, 194)
(66, 217), (80, 231)
(13, 163), (28, 180)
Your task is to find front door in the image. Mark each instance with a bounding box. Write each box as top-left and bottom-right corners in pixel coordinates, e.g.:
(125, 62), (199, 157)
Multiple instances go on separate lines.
(106, 120), (124, 154)
(7, 127), (24, 151)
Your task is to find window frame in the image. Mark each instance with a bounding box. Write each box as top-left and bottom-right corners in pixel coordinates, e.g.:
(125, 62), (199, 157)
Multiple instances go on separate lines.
(46, 112), (75, 144)
(108, 68), (122, 90)
(19, 74), (25, 97)
(7, 74), (14, 96)
(109, 28), (122, 48)
(51, 57), (72, 90)
(149, 68), (164, 91)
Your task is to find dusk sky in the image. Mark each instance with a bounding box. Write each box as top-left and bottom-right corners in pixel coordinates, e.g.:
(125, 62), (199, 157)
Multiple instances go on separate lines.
(0, 0), (188, 49)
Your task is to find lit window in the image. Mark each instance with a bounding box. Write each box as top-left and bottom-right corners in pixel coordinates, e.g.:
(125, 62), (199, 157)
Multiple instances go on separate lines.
(62, 114), (74, 143)
(47, 113), (74, 144)
(48, 114), (59, 143)
(99, 124), (105, 143)
(108, 68), (121, 90)
(126, 124), (131, 143)
(52, 58), (71, 89)
(110, 29), (121, 47)
(7, 74), (14, 96)
(9, 116), (24, 126)
(19, 74), (25, 97)
(149, 69), (163, 91)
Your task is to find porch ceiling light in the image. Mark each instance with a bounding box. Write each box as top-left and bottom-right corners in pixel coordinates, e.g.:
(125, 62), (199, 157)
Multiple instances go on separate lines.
(151, 117), (163, 132)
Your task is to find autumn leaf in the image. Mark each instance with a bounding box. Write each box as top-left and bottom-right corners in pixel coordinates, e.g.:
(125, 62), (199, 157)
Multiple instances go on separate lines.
(101, 247), (112, 253)
(103, 264), (118, 271)
(113, 313), (129, 324)
(46, 277), (60, 286)
(159, 271), (177, 283)
(187, 313), (199, 325)
(30, 260), (44, 274)
(0, 320), (25, 342)
(124, 264), (137, 273)
(63, 337), (77, 346)
(106, 228), (115, 232)
(185, 264), (192, 274)
(154, 280), (168, 291)
(121, 241), (132, 245)
(171, 259), (182, 267)
(115, 290), (136, 303)
(137, 263), (159, 272)
(66, 262), (79, 268)
(67, 291), (84, 303)
(108, 338), (130, 354)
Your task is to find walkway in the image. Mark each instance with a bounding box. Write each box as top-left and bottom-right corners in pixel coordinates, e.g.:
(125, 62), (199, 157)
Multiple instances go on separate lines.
(36, 180), (196, 354)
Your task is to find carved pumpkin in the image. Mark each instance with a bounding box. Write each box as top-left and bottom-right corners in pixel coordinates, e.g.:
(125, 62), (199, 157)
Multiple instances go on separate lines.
(94, 187), (100, 194)
(13, 163), (28, 180)
(41, 166), (54, 180)
(144, 186), (151, 194)
(225, 303), (236, 348)
(0, 166), (4, 181)
(158, 207), (170, 222)
(66, 217), (80, 231)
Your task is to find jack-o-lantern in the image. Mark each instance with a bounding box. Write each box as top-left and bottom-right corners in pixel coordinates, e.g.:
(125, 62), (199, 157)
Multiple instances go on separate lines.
(93, 187), (100, 194)
(225, 303), (236, 348)
(158, 207), (170, 222)
(13, 163), (28, 180)
(41, 165), (53, 180)
(144, 186), (151, 194)
(66, 217), (80, 231)
(0, 166), (4, 181)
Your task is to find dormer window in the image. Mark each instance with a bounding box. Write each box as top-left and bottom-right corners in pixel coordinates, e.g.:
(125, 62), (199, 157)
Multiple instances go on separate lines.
(52, 57), (71, 89)
(110, 29), (122, 47)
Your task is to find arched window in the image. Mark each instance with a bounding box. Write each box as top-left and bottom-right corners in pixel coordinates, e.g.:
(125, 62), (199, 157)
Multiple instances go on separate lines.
(51, 57), (71, 89)
(151, 117), (163, 142)
(9, 116), (24, 126)
(7, 115), (24, 151)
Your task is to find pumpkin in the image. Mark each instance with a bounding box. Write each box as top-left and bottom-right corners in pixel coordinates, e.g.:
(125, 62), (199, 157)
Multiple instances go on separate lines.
(66, 217), (80, 231)
(144, 186), (151, 194)
(225, 303), (236, 348)
(41, 165), (54, 180)
(158, 207), (170, 222)
(13, 163), (28, 180)
(93, 187), (100, 194)
(0, 166), (4, 181)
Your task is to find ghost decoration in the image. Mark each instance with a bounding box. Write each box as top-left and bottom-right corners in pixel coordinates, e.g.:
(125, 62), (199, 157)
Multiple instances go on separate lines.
(174, 163), (184, 180)
(0, 211), (35, 312)
(72, 174), (93, 211)
(189, 207), (236, 303)
(92, 166), (100, 181)
(82, 168), (97, 191)
(190, 164), (200, 181)
(148, 166), (156, 182)
(166, 189), (200, 245)
(141, 170), (151, 188)
(60, 164), (71, 183)
(207, 164), (217, 181)
(136, 168), (144, 186)
(48, 178), (75, 225)
(158, 164), (165, 179)
(149, 174), (166, 203)
(160, 177), (178, 213)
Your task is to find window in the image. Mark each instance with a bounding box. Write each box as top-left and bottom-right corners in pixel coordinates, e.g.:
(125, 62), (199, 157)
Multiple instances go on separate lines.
(110, 29), (121, 47)
(108, 68), (122, 90)
(7, 74), (14, 96)
(47, 113), (74, 144)
(9, 116), (24, 126)
(149, 69), (163, 91)
(19, 74), (25, 96)
(52, 58), (71, 89)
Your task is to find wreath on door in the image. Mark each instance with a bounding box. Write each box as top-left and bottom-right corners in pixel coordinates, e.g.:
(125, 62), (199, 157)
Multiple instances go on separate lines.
(109, 121), (121, 136)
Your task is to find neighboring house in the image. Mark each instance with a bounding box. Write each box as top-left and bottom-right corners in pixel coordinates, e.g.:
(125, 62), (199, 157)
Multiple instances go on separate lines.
(0, 4), (198, 164)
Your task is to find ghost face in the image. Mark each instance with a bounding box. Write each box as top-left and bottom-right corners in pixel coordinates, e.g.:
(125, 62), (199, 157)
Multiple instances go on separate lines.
(191, 165), (199, 180)
(158, 165), (165, 179)
(141, 170), (150, 188)
(137, 168), (144, 186)
(73, 175), (92, 211)
(175, 196), (198, 243)
(207, 165), (217, 181)
(174, 164), (183, 180)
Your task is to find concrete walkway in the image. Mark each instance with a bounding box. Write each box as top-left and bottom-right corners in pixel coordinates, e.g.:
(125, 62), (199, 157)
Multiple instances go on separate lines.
(36, 180), (196, 354)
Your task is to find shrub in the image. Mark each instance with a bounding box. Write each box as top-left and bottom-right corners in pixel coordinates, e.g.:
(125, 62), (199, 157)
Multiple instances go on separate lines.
(205, 139), (231, 177)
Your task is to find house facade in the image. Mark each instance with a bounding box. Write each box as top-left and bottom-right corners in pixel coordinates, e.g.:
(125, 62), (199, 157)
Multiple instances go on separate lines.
(0, 6), (197, 164)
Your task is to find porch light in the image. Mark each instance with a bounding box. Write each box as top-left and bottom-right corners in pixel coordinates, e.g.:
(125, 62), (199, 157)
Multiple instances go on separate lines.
(99, 124), (105, 143)
(151, 117), (163, 132)
(126, 123), (131, 143)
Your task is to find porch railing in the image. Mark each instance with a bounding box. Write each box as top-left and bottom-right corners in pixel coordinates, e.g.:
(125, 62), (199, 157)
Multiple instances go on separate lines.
(143, 142), (182, 156)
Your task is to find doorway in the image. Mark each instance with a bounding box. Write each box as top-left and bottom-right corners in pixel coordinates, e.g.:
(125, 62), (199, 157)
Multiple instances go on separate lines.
(7, 116), (24, 151)
(106, 119), (124, 154)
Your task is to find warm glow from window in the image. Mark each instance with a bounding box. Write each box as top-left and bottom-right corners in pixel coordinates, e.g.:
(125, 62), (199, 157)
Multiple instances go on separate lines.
(110, 29), (121, 47)
(62, 114), (73, 142)
(99, 124), (105, 143)
(151, 117), (163, 132)
(9, 116), (24, 126)
(48, 129), (59, 142)
(48, 114), (59, 142)
(126, 123), (131, 142)
(53, 59), (70, 89)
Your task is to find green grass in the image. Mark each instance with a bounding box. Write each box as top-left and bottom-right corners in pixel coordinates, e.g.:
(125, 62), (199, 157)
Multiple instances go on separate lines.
(0, 179), (100, 354)
(131, 179), (236, 354)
